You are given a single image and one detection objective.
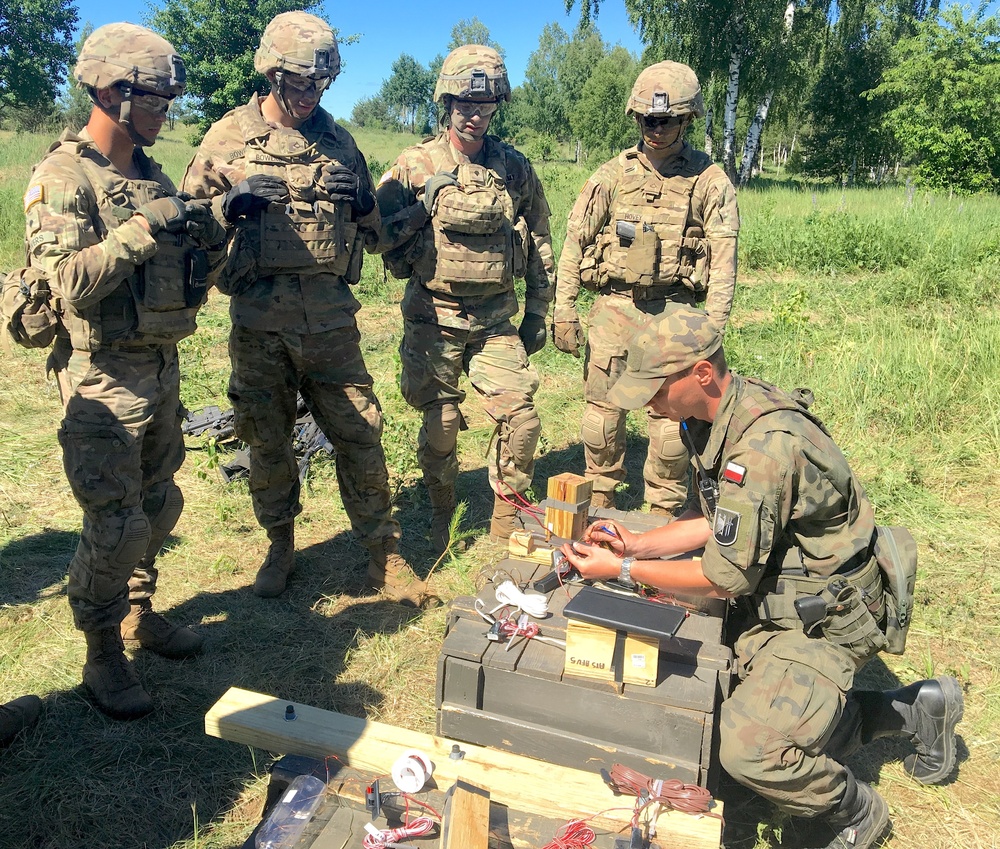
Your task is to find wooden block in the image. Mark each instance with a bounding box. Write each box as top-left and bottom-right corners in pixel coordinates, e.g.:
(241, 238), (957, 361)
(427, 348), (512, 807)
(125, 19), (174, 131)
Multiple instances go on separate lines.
(543, 505), (588, 541)
(508, 531), (555, 566)
(546, 473), (593, 504)
(205, 687), (723, 847)
(564, 620), (659, 687)
(441, 780), (490, 849)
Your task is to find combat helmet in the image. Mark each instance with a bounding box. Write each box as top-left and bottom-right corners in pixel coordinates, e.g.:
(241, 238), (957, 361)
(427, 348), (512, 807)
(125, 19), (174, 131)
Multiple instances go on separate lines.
(75, 23), (185, 97)
(626, 61), (704, 119)
(434, 45), (510, 103)
(254, 11), (340, 81)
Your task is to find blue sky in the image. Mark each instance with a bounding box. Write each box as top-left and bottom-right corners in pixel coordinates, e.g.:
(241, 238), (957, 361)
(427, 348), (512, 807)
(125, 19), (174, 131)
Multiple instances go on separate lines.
(69, 0), (647, 120)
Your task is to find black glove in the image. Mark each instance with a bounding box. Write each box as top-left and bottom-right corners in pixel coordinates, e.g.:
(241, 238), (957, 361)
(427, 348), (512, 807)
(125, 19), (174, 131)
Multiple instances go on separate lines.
(518, 313), (547, 357)
(422, 171), (459, 214)
(135, 196), (188, 235)
(182, 200), (227, 248)
(222, 175), (289, 222)
(322, 165), (376, 216)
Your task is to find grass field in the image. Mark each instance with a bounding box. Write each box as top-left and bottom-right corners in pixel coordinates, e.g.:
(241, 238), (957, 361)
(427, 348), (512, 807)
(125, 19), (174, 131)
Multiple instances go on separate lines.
(0, 124), (998, 849)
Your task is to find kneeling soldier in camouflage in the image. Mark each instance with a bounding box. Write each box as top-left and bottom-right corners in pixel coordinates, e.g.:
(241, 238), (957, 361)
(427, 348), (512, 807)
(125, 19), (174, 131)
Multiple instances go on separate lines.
(561, 308), (964, 849)
(24, 24), (227, 719)
(181, 12), (425, 605)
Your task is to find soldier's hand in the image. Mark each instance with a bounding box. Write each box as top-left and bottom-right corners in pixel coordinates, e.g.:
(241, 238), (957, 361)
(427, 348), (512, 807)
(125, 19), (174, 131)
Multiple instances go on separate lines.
(222, 175), (290, 222)
(135, 196), (188, 235)
(182, 201), (227, 248)
(322, 165), (376, 216)
(422, 171), (459, 214)
(553, 319), (585, 358)
(518, 312), (547, 357)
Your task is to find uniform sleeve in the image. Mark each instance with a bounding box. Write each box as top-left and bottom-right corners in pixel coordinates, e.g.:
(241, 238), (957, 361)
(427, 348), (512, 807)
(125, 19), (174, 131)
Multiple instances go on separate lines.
(24, 160), (157, 311)
(698, 439), (793, 596)
(180, 142), (234, 228)
(519, 160), (554, 318)
(696, 167), (740, 327)
(372, 156), (427, 255)
(553, 165), (613, 322)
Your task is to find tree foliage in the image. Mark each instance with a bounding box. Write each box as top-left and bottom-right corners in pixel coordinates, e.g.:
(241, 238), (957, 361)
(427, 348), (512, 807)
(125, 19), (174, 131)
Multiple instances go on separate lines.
(448, 17), (505, 55)
(58, 23), (95, 132)
(571, 46), (641, 156)
(0, 0), (77, 116)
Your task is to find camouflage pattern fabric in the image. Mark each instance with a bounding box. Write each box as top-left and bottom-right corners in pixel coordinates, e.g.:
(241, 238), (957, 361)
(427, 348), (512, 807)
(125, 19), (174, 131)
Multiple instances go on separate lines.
(376, 132), (552, 495)
(254, 11), (340, 79)
(557, 143), (737, 510)
(227, 325), (398, 542)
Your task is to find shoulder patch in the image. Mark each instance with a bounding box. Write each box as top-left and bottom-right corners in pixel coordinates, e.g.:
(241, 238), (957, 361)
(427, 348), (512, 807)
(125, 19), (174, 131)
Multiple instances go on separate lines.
(24, 185), (44, 212)
(713, 507), (740, 546)
(723, 462), (746, 485)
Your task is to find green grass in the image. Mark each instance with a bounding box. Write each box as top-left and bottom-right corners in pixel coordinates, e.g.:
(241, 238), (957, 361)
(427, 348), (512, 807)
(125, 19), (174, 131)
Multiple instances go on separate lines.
(1, 125), (997, 849)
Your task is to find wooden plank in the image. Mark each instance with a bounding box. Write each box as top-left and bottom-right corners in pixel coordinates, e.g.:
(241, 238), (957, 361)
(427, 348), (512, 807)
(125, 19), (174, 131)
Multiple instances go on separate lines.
(206, 687), (722, 848)
(546, 472), (593, 504)
(441, 780), (490, 849)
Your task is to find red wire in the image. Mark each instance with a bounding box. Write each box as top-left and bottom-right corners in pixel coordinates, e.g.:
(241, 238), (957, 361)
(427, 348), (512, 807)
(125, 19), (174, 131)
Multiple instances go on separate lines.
(540, 818), (597, 849)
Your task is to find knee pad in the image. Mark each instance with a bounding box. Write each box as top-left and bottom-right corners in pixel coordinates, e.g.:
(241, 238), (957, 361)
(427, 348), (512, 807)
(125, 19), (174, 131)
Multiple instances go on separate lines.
(423, 403), (461, 456)
(648, 416), (688, 464)
(505, 409), (541, 466)
(146, 481), (184, 537)
(581, 406), (621, 452)
(110, 511), (152, 569)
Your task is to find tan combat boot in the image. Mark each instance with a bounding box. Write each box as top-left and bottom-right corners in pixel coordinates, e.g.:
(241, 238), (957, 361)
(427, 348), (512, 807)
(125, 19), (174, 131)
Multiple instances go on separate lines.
(83, 628), (154, 720)
(590, 491), (616, 511)
(428, 484), (465, 554)
(255, 523), (295, 598)
(0, 695), (42, 747)
(489, 492), (522, 542)
(366, 538), (428, 607)
(121, 600), (203, 659)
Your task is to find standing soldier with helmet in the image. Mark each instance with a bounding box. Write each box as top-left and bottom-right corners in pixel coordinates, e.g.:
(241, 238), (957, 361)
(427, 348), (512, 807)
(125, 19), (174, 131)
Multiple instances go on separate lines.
(554, 61), (739, 516)
(375, 46), (555, 551)
(23, 23), (228, 720)
(181, 11), (426, 605)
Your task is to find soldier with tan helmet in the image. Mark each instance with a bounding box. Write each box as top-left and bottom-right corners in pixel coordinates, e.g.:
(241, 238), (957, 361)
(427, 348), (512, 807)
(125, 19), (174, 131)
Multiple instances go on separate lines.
(554, 61), (739, 515)
(23, 23), (227, 719)
(181, 11), (426, 605)
(375, 45), (555, 550)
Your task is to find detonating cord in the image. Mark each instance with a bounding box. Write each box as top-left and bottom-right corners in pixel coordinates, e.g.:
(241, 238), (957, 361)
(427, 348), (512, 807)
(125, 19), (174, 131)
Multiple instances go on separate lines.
(362, 794), (441, 848)
(540, 818), (597, 848)
(605, 763), (724, 828)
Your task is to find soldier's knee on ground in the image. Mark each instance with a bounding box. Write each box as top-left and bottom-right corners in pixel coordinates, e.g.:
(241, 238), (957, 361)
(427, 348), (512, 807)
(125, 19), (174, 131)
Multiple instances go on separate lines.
(581, 407), (622, 453)
(422, 403), (461, 456)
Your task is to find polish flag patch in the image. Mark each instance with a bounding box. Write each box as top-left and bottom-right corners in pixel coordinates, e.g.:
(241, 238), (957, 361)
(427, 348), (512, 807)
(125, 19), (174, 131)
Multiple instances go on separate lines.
(723, 462), (747, 485)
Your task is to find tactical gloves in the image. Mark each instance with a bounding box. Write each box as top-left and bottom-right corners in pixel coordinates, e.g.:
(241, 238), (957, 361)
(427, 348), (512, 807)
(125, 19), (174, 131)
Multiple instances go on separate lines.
(422, 172), (459, 214)
(518, 313), (547, 356)
(135, 197), (227, 247)
(322, 165), (376, 216)
(181, 200), (227, 248)
(222, 175), (290, 222)
(135, 196), (189, 235)
(553, 319), (585, 358)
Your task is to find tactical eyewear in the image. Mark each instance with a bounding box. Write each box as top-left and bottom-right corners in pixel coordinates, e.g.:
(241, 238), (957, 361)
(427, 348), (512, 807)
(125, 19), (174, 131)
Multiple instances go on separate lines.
(642, 114), (683, 130)
(453, 99), (499, 118)
(283, 73), (332, 96)
(130, 88), (175, 116)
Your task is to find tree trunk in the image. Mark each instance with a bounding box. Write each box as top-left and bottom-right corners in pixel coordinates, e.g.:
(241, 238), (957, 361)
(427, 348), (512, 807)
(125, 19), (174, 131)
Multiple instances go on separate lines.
(705, 108), (714, 159)
(721, 12), (745, 183)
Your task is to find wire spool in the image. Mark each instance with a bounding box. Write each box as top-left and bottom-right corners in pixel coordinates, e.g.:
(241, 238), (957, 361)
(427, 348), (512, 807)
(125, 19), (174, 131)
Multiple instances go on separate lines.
(391, 750), (434, 794)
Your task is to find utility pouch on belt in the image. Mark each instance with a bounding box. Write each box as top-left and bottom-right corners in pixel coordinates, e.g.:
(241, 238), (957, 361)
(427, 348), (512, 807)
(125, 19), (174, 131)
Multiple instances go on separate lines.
(873, 526), (917, 654)
(817, 579), (888, 661)
(2, 266), (61, 349)
(624, 222), (659, 288)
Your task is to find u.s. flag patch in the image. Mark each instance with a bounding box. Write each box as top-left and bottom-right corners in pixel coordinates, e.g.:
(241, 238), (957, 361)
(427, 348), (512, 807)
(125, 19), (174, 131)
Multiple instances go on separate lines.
(23, 185), (44, 213)
(723, 462), (747, 485)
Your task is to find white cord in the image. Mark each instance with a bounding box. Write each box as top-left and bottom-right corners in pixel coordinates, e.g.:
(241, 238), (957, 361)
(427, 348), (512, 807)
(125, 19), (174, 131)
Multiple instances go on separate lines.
(494, 580), (549, 618)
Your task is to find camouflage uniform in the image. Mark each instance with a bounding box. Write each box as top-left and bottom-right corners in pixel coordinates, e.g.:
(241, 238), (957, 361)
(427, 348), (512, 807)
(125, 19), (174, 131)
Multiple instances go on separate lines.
(181, 94), (398, 546)
(377, 131), (553, 503)
(555, 62), (739, 513)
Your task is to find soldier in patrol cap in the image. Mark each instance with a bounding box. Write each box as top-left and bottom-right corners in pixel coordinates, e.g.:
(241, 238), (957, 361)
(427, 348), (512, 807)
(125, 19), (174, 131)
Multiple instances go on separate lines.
(554, 61), (739, 516)
(560, 308), (964, 849)
(23, 22), (227, 719)
(374, 45), (555, 551)
(181, 11), (427, 606)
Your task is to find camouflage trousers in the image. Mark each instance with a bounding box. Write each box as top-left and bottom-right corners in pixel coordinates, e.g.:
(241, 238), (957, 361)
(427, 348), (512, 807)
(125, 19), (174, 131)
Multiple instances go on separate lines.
(228, 324), (399, 544)
(718, 627), (871, 818)
(399, 318), (541, 496)
(582, 293), (696, 511)
(54, 341), (186, 632)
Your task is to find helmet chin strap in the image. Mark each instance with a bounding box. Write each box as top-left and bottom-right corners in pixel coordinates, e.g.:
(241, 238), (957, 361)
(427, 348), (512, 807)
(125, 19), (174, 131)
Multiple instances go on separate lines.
(118, 99), (155, 147)
(273, 71), (318, 120)
(637, 115), (689, 158)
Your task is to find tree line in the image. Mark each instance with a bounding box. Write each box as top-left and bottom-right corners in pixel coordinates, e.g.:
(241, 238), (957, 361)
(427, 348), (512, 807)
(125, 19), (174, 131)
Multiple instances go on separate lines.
(1, 0), (998, 192)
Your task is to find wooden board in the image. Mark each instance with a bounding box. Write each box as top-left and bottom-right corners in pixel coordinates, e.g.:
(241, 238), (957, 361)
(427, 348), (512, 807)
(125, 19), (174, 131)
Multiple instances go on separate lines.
(207, 686), (722, 848)
(546, 472), (593, 504)
(441, 780), (490, 849)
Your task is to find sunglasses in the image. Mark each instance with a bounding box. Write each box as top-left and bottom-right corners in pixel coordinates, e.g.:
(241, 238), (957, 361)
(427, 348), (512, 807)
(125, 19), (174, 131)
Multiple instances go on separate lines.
(283, 74), (331, 96)
(130, 88), (174, 116)
(453, 99), (499, 118)
(642, 114), (683, 130)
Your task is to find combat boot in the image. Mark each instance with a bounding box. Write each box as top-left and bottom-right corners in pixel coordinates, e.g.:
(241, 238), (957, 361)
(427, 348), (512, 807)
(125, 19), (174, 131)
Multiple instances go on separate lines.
(859, 676), (964, 784)
(818, 776), (890, 849)
(366, 538), (428, 607)
(489, 493), (521, 542)
(255, 522), (295, 598)
(0, 695), (42, 747)
(591, 491), (616, 511)
(121, 600), (203, 659)
(83, 628), (154, 720)
(428, 485), (465, 554)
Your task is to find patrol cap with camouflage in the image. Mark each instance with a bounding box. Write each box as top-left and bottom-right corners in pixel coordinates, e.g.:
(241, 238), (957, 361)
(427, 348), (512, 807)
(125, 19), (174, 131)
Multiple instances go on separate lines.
(608, 307), (723, 409)
(254, 11), (340, 80)
(626, 61), (705, 119)
(434, 45), (511, 103)
(75, 23), (185, 97)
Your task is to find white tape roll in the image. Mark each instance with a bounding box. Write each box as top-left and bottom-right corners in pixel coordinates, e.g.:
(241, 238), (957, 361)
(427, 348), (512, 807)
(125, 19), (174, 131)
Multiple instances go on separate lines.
(391, 749), (434, 794)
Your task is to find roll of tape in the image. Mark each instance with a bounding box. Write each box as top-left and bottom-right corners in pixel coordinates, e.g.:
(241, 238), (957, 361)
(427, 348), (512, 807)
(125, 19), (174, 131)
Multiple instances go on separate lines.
(391, 749), (434, 794)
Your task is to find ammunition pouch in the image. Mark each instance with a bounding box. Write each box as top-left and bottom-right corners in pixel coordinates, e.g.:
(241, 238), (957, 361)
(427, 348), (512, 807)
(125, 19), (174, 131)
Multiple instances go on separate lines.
(132, 234), (207, 344)
(2, 266), (62, 349)
(624, 224), (659, 288)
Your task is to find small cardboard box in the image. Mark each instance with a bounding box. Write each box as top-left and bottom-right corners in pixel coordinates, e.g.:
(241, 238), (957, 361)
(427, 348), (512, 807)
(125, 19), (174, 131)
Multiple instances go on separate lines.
(564, 619), (659, 687)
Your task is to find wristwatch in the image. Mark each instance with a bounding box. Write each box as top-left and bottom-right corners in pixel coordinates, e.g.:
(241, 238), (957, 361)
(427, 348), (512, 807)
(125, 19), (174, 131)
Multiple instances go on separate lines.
(618, 557), (636, 589)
